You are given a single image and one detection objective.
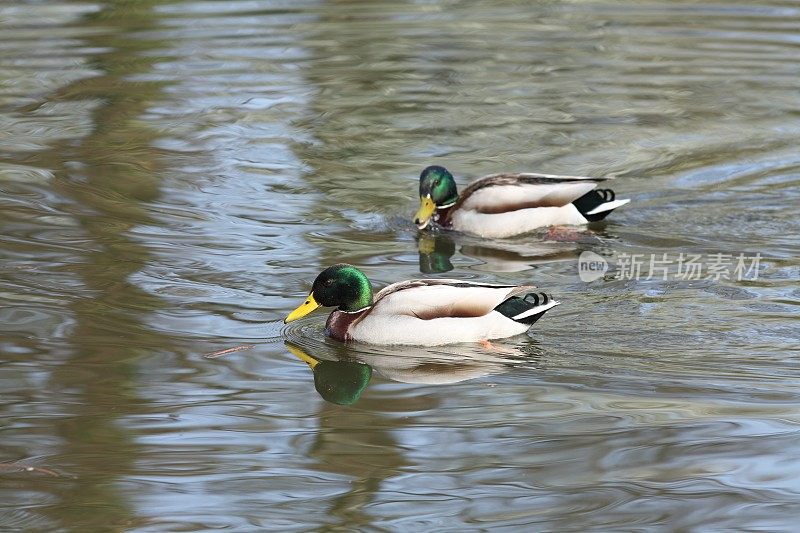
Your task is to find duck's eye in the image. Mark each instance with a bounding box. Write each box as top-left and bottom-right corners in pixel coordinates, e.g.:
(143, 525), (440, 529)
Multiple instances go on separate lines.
(323, 279), (334, 287)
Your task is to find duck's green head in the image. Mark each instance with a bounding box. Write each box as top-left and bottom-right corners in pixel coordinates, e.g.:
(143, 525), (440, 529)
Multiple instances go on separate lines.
(284, 264), (373, 323)
(414, 165), (458, 230)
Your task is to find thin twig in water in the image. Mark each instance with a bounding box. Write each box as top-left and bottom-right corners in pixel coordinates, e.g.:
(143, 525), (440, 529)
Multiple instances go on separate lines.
(203, 344), (254, 359)
(0, 463), (61, 477)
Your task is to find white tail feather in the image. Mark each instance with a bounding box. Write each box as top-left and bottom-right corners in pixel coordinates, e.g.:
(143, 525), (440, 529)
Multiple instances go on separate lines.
(585, 198), (631, 215)
(512, 300), (560, 320)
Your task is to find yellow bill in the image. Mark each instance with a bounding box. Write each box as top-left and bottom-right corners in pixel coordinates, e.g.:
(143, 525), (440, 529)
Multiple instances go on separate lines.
(414, 196), (436, 229)
(284, 293), (321, 323)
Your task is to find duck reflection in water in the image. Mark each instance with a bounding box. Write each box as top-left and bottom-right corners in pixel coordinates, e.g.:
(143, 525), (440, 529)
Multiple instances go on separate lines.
(286, 340), (536, 405)
(286, 342), (373, 405)
(416, 231), (595, 274)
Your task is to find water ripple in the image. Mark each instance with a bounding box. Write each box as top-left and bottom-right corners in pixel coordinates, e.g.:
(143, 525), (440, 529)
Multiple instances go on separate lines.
(2, 0), (800, 530)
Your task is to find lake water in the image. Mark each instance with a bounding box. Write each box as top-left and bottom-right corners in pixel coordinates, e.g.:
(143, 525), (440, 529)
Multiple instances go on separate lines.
(1, 0), (799, 530)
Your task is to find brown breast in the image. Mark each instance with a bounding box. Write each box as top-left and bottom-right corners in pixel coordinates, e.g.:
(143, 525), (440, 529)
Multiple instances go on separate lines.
(325, 309), (368, 341)
(436, 205), (455, 227)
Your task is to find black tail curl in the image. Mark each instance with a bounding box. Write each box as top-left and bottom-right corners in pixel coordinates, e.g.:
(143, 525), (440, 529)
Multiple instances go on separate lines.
(494, 292), (555, 325)
(523, 292), (549, 306)
(572, 188), (617, 222)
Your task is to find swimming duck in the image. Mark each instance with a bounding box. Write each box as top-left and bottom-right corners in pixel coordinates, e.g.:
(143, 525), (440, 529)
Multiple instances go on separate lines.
(413, 165), (630, 238)
(284, 264), (558, 346)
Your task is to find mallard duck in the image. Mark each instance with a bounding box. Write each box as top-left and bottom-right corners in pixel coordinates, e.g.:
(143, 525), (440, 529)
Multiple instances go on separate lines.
(284, 264), (558, 346)
(413, 165), (630, 238)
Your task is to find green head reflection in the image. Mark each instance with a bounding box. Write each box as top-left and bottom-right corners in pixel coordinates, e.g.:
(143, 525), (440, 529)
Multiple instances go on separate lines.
(285, 342), (372, 406)
(313, 360), (372, 405)
(417, 233), (456, 274)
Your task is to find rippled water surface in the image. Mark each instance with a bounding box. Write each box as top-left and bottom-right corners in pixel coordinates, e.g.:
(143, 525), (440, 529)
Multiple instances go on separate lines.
(2, 0), (799, 530)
